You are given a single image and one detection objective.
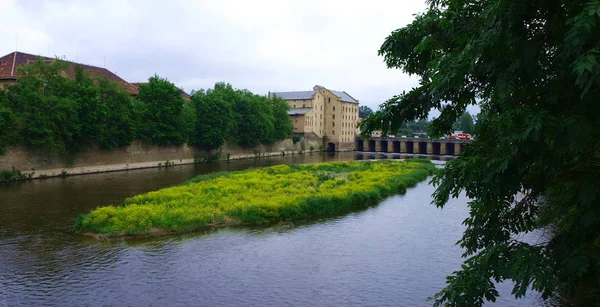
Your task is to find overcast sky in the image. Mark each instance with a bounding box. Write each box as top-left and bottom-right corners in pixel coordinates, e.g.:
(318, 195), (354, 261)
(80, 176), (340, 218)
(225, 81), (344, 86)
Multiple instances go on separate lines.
(1, 0), (433, 112)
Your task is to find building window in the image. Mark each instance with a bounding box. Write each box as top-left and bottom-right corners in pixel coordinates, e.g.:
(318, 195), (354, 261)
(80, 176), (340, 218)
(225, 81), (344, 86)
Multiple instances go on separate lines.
(332, 130), (335, 135)
(332, 122), (335, 127)
(333, 106), (336, 111)
(293, 105), (296, 108)
(332, 114), (335, 119)
(303, 104), (305, 108)
(328, 98), (331, 102)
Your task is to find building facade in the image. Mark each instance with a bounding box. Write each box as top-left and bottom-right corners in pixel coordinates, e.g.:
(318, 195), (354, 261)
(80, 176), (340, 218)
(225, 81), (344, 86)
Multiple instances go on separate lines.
(272, 85), (360, 150)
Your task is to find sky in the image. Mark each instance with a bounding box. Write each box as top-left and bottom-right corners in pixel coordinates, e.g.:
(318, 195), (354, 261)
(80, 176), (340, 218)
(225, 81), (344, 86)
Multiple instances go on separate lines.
(1, 0), (433, 113)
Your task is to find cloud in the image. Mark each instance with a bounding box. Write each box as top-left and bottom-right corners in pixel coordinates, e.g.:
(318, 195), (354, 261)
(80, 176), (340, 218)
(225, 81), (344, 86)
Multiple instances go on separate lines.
(0, 0), (464, 114)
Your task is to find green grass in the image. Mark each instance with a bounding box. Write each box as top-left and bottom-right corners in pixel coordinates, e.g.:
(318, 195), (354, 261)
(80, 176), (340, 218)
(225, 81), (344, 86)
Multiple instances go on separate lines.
(74, 159), (436, 236)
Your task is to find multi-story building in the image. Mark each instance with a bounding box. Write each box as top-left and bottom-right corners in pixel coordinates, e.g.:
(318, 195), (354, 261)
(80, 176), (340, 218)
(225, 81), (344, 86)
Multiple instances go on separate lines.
(272, 85), (360, 151)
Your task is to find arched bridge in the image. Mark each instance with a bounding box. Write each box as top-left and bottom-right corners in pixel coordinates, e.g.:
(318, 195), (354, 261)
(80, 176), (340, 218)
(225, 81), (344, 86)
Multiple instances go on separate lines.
(355, 137), (470, 156)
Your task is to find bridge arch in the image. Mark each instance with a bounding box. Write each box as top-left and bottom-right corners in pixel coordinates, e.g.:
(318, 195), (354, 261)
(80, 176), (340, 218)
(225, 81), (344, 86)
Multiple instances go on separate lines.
(356, 139), (364, 151)
(393, 141), (401, 153)
(432, 142), (441, 155)
(380, 140), (389, 152)
(405, 141), (414, 154)
(445, 143), (455, 156)
(368, 140), (376, 152)
(418, 142), (427, 154)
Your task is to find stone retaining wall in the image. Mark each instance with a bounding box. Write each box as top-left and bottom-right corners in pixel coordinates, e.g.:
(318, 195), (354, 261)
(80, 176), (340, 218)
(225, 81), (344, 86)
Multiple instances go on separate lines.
(0, 138), (325, 179)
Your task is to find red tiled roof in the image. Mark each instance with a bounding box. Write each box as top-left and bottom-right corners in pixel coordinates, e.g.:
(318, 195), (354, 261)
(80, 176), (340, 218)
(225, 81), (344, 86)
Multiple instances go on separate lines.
(0, 51), (139, 95)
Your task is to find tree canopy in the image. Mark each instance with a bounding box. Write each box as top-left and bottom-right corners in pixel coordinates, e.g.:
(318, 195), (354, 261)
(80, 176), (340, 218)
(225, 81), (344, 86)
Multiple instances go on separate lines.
(190, 82), (292, 150)
(4, 59), (138, 156)
(453, 113), (475, 134)
(362, 0), (600, 305)
(0, 60), (293, 157)
(358, 105), (373, 119)
(137, 75), (187, 145)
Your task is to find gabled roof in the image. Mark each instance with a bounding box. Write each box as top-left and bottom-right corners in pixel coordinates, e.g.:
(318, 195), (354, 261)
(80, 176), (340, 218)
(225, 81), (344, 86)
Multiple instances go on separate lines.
(131, 82), (191, 101)
(272, 85), (359, 104)
(0, 51), (139, 95)
(329, 90), (358, 103)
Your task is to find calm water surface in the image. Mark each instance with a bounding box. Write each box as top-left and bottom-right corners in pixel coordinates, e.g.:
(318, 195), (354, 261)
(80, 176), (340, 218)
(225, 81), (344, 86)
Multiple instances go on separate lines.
(0, 152), (539, 306)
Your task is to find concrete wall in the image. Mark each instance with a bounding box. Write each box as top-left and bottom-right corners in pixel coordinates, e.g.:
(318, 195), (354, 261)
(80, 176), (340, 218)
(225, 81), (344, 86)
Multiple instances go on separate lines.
(0, 139), (321, 179)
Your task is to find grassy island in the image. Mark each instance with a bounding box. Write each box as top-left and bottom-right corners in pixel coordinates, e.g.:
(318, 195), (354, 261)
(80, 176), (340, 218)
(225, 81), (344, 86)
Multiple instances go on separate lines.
(75, 159), (435, 236)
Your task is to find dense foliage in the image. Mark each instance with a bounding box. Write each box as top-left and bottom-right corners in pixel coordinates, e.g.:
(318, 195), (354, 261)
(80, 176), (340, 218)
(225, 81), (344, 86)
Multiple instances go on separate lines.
(191, 82), (293, 149)
(4, 60), (138, 155)
(137, 75), (188, 145)
(362, 0), (600, 305)
(359, 105), (374, 119)
(0, 60), (293, 156)
(453, 113), (474, 134)
(74, 160), (435, 236)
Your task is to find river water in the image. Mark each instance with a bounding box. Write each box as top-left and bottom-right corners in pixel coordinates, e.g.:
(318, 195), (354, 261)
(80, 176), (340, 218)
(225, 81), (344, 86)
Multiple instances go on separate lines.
(0, 152), (540, 306)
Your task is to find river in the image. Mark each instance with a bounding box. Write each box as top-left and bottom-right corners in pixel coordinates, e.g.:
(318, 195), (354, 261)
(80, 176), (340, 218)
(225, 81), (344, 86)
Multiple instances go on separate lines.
(0, 152), (540, 306)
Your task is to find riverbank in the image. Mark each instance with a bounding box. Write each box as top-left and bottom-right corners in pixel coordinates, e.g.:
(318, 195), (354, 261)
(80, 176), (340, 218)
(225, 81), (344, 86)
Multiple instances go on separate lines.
(0, 138), (336, 181)
(75, 159), (435, 238)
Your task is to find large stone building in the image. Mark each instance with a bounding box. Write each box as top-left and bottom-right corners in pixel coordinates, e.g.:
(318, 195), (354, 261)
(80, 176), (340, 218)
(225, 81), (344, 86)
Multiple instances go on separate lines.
(272, 85), (360, 151)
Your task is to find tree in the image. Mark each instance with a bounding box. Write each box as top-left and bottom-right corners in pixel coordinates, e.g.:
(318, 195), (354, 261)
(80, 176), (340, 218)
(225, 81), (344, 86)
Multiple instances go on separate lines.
(453, 113), (475, 134)
(93, 77), (137, 149)
(0, 89), (17, 153)
(362, 0), (600, 305)
(7, 59), (80, 155)
(359, 105), (373, 119)
(2, 59), (139, 156)
(189, 86), (234, 150)
(71, 66), (137, 150)
(232, 90), (275, 147)
(137, 75), (186, 145)
(270, 96), (293, 141)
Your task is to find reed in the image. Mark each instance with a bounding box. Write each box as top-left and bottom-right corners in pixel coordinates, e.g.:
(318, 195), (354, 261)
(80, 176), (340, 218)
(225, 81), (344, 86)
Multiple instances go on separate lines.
(75, 159), (435, 236)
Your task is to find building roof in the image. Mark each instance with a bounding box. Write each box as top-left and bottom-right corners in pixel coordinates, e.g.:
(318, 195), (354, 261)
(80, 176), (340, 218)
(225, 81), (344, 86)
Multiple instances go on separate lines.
(0, 51), (139, 95)
(272, 91), (315, 100)
(287, 108), (313, 115)
(329, 90), (358, 103)
(131, 82), (191, 101)
(272, 85), (358, 104)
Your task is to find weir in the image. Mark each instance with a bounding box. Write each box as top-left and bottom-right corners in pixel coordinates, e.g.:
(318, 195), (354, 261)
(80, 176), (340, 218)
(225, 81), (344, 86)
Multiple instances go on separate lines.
(355, 137), (470, 156)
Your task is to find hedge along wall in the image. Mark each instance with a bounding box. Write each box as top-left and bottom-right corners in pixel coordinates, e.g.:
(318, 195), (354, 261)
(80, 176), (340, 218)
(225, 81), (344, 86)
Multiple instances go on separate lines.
(0, 138), (323, 179)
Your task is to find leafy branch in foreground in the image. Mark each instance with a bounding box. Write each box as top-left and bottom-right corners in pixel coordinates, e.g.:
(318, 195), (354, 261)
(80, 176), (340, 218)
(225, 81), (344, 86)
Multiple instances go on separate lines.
(363, 0), (600, 305)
